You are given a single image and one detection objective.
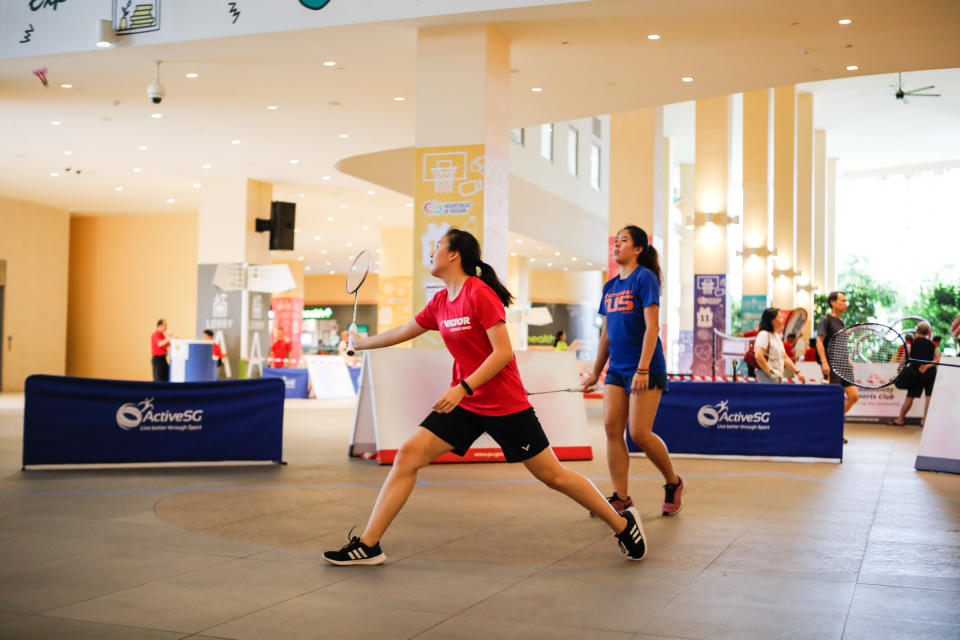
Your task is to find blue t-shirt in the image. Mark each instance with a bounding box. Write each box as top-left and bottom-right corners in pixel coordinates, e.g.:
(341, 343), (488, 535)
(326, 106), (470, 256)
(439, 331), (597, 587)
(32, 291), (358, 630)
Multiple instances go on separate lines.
(598, 266), (667, 375)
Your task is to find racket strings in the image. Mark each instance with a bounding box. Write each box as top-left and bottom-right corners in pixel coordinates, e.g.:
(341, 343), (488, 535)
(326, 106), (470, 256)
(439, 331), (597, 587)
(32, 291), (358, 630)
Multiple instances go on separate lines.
(827, 323), (907, 389)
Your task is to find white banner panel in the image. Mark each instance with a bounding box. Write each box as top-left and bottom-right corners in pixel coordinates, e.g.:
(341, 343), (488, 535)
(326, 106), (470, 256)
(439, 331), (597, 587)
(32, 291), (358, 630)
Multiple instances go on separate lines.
(797, 361), (924, 423)
(915, 357), (960, 474)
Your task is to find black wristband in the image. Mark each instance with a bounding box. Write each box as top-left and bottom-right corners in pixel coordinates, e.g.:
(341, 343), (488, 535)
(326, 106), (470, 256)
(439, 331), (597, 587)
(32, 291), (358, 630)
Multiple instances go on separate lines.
(460, 380), (474, 395)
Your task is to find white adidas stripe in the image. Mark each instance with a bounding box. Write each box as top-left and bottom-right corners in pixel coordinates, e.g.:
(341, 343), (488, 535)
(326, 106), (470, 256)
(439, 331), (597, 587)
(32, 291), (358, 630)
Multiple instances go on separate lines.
(630, 525), (641, 542)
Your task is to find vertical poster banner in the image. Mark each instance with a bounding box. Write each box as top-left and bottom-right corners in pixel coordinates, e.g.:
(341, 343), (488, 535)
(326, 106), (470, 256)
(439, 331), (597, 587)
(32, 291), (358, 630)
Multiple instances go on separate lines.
(271, 297), (304, 366)
(693, 274), (726, 376)
(244, 291), (270, 378)
(413, 145), (485, 347)
(378, 276), (413, 335)
(196, 265), (240, 379)
(741, 294), (766, 334)
(677, 330), (694, 374)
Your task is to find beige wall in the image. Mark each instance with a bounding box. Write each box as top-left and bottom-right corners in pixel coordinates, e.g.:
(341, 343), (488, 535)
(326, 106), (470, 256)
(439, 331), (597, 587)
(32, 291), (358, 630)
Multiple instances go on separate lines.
(67, 214), (198, 381)
(0, 197), (70, 391)
(530, 270), (602, 305)
(304, 274), (379, 305)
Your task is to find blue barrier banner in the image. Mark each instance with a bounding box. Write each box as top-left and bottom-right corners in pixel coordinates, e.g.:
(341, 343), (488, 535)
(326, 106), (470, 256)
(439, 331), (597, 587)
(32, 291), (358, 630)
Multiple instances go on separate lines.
(628, 382), (844, 460)
(262, 368), (310, 399)
(23, 375), (285, 466)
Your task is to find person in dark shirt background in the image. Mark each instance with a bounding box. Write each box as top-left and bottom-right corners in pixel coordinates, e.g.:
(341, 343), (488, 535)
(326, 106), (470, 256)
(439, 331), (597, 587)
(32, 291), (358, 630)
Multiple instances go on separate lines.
(815, 291), (858, 443)
(890, 323), (939, 426)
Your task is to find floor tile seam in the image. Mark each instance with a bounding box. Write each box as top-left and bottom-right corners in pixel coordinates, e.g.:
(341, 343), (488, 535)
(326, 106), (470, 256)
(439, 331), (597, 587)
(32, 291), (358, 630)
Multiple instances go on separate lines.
(842, 611), (960, 626)
(839, 442), (892, 639)
(855, 578), (960, 593)
(696, 501), (772, 575)
(17, 612), (192, 636)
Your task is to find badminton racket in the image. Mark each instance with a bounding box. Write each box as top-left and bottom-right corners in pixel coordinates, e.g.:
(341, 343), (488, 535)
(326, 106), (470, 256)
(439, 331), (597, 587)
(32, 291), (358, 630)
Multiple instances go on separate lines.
(344, 251), (371, 357)
(526, 385), (596, 396)
(826, 322), (959, 389)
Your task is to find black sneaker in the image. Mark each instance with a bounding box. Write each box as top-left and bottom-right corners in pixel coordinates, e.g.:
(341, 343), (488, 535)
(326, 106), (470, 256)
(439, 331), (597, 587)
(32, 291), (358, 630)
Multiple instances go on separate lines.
(323, 530), (386, 566)
(615, 506), (647, 561)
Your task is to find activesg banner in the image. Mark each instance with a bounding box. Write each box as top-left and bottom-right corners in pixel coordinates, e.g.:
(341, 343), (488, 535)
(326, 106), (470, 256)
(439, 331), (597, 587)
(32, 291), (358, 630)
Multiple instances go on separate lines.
(627, 381), (845, 460)
(23, 375), (285, 467)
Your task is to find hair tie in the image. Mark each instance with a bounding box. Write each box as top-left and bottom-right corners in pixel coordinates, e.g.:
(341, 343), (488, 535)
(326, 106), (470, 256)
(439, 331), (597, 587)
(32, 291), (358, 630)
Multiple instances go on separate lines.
(475, 264), (483, 276)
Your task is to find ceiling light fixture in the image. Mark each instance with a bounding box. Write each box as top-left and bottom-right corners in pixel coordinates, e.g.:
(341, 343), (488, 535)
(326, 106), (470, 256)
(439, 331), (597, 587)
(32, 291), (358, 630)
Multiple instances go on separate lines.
(115, 186), (123, 191)
(167, 198), (175, 204)
(96, 19), (115, 48)
(231, 139), (241, 145)
(294, 229), (301, 234)
(547, 262), (553, 267)
(185, 72), (199, 79)
(338, 133), (349, 139)
(647, 34), (661, 40)
(838, 18), (852, 25)
(193, 183), (202, 188)
(305, 266), (311, 272)
(202, 164), (212, 169)
(362, 225), (369, 230)
(133, 167), (142, 173)
(267, 105), (278, 110)
(50, 121), (61, 126)
(64, 151), (72, 156)
(60, 84), (73, 89)
(297, 256), (304, 260)
(151, 113), (163, 119)
(314, 235), (322, 241)
(377, 215), (384, 220)
(393, 96), (405, 102)
(137, 145), (148, 150)
(326, 216), (334, 221)
(323, 61), (336, 67)
(290, 159), (300, 164)
(50, 172), (60, 177)
(367, 190), (375, 195)
(346, 242), (353, 247)
(531, 87), (543, 92)
(846, 65), (859, 71)
(681, 76), (694, 82)
(329, 270), (335, 274)
(321, 175), (331, 180)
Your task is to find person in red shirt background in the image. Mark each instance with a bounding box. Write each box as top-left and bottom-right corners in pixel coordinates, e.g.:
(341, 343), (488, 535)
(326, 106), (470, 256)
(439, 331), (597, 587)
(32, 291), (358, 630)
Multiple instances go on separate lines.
(203, 329), (226, 369)
(270, 326), (291, 368)
(150, 319), (174, 381)
(803, 337), (818, 362)
(783, 333), (799, 364)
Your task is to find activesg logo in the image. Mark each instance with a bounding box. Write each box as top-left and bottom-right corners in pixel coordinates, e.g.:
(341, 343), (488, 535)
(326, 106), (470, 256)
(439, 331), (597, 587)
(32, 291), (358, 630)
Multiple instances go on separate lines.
(697, 399), (771, 431)
(115, 398), (203, 432)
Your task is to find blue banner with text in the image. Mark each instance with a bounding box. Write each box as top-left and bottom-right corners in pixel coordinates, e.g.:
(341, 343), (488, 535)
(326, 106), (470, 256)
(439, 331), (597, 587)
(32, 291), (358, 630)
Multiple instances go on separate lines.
(627, 381), (844, 460)
(23, 375), (285, 466)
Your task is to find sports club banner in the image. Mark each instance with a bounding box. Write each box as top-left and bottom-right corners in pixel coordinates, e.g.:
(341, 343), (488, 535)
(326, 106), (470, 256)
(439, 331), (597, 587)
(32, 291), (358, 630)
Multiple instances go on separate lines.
(413, 144), (485, 348)
(23, 375), (285, 466)
(797, 362), (924, 423)
(693, 274), (726, 376)
(627, 381), (845, 460)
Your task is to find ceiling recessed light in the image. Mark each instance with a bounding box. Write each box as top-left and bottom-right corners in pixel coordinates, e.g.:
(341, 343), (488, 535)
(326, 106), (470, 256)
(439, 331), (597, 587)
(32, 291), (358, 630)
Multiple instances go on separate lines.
(838, 18), (852, 25)
(294, 228), (301, 234)
(530, 258), (536, 262)
(510, 252), (517, 256)
(63, 150), (72, 156)
(50, 121), (62, 126)
(60, 84), (72, 89)
(297, 256), (304, 260)
(231, 139), (242, 145)
(321, 175), (331, 181)
(50, 172), (59, 177)
(114, 186), (123, 191)
(516, 239), (523, 244)
(571, 257), (578, 261)
(314, 235), (322, 241)
(846, 65), (859, 71)
(305, 266), (311, 272)
(367, 190), (375, 195)
(151, 113), (163, 119)
(267, 105), (278, 110)
(554, 251), (560, 256)
(133, 167), (142, 173)
(587, 262), (593, 266)
(393, 96), (405, 101)
(348, 255), (355, 260)
(290, 159), (300, 164)
(329, 270), (335, 274)
(340, 205), (347, 209)
(167, 198), (175, 204)
(137, 145), (148, 151)
(185, 72), (199, 79)
(362, 225), (369, 230)
(202, 164), (212, 169)
(647, 34), (661, 40)
(547, 262), (553, 267)
(338, 133), (349, 139)
(346, 242), (353, 247)
(681, 76), (694, 82)
(323, 61), (336, 67)
(298, 193), (305, 198)
(563, 267), (568, 271)
(327, 216), (335, 222)
(193, 183), (202, 188)
(531, 87), (543, 92)
(376, 249), (381, 254)
(321, 249), (327, 254)
(377, 215), (384, 220)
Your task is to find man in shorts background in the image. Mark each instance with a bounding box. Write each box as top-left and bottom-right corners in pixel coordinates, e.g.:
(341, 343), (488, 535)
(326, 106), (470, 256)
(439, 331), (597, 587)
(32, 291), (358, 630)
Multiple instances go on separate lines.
(815, 291), (859, 442)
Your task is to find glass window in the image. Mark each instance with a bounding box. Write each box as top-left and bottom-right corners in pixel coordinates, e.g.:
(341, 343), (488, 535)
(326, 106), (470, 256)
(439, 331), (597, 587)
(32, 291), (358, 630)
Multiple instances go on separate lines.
(510, 128), (524, 146)
(540, 124), (553, 162)
(567, 126), (579, 176)
(590, 142), (601, 190)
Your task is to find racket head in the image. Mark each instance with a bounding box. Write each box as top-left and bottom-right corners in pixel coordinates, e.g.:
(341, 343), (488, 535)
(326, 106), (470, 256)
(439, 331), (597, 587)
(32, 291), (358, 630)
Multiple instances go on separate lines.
(345, 250), (371, 294)
(827, 322), (907, 389)
(784, 308), (807, 338)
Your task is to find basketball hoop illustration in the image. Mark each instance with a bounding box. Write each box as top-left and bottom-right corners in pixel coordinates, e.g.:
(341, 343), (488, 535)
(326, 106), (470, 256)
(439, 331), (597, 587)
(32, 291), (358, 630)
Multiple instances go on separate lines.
(430, 160), (457, 194)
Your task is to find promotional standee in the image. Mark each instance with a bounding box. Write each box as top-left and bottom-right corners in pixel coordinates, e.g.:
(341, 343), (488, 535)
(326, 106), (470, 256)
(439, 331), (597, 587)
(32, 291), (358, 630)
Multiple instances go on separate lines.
(627, 381), (845, 460)
(915, 357), (960, 474)
(693, 274), (727, 376)
(168, 339), (217, 382)
(351, 349), (592, 464)
(22, 375), (285, 467)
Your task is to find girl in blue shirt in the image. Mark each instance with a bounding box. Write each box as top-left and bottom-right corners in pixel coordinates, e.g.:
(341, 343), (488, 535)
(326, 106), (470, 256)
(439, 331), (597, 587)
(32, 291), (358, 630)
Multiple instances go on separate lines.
(584, 225), (684, 518)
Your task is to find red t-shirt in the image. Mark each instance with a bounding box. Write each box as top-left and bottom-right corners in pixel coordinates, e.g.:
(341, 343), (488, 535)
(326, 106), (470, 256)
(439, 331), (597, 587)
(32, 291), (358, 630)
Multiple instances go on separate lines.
(151, 330), (167, 356)
(270, 340), (291, 368)
(415, 277), (530, 416)
(803, 346), (817, 362)
(212, 343), (224, 359)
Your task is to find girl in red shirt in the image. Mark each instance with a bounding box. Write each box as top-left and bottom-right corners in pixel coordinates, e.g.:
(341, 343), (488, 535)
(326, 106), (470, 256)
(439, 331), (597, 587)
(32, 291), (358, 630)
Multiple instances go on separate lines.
(324, 228), (648, 565)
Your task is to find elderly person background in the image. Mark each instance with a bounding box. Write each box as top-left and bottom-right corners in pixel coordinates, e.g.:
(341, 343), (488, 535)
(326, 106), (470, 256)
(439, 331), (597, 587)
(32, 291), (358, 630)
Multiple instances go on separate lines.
(754, 308), (805, 383)
(890, 322), (940, 426)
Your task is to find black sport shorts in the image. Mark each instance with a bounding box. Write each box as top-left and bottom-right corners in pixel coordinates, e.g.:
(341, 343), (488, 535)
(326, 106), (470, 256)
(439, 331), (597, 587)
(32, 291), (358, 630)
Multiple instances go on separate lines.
(907, 370), (936, 398)
(420, 406), (550, 463)
(829, 371), (854, 388)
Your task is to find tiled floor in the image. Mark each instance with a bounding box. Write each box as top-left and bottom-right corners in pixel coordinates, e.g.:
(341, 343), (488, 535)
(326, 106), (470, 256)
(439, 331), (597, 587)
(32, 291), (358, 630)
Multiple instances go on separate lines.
(1, 395), (958, 639)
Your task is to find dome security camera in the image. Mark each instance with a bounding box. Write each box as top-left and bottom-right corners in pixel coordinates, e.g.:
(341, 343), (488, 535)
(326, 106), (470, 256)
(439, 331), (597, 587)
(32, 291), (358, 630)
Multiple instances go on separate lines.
(147, 60), (165, 104)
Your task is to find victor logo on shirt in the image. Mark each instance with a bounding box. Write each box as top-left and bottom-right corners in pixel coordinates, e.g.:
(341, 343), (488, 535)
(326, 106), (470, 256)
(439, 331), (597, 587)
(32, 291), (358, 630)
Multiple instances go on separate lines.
(604, 290), (634, 313)
(442, 316), (472, 332)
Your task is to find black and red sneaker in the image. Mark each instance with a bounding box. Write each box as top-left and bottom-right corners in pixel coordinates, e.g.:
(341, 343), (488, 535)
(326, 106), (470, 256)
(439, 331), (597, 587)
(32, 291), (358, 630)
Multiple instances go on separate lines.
(589, 492), (634, 517)
(662, 476), (684, 516)
(323, 531), (385, 566)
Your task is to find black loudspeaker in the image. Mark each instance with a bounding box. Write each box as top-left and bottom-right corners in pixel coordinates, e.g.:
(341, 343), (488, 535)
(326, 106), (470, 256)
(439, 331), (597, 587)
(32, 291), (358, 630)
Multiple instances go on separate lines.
(269, 201), (296, 251)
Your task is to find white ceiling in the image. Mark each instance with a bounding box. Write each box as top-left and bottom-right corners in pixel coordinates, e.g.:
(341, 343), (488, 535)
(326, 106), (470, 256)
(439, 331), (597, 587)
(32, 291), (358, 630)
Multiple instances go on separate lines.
(1, 0), (959, 273)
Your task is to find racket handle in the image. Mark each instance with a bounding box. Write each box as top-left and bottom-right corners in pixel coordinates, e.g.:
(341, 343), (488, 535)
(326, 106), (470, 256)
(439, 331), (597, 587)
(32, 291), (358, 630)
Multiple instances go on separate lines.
(346, 323), (358, 356)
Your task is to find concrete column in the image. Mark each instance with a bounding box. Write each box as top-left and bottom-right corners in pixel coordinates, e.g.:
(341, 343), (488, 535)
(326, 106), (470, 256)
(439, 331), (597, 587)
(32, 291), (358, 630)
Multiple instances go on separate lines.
(197, 179), (272, 265)
(742, 89), (771, 304)
(813, 130), (827, 294)
(826, 158), (838, 291)
(413, 24), (509, 346)
(609, 108), (663, 239)
(678, 163), (695, 373)
(771, 85), (796, 309)
(377, 227), (413, 338)
(795, 92), (814, 333)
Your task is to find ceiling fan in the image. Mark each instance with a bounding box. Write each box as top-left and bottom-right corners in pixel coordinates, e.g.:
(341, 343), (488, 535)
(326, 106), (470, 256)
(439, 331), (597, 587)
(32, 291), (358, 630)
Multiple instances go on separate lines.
(891, 72), (941, 103)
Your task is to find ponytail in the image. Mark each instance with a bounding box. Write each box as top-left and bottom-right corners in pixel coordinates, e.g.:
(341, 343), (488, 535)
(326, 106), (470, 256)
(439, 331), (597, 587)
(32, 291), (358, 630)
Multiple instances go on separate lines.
(621, 224), (662, 283)
(444, 228), (516, 307)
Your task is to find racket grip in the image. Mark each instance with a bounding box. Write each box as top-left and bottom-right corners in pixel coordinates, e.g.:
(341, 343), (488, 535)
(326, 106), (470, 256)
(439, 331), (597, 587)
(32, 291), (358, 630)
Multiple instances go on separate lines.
(346, 323), (357, 356)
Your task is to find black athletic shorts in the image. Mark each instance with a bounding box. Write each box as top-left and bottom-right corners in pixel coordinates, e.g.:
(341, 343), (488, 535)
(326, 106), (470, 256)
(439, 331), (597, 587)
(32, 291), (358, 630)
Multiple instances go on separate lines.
(907, 369), (936, 398)
(829, 371), (854, 388)
(420, 406), (550, 463)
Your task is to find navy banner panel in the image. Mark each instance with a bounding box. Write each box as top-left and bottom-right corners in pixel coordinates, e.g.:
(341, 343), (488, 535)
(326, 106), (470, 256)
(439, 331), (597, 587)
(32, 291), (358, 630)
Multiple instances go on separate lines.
(23, 375), (285, 466)
(627, 382), (844, 460)
(262, 367), (310, 399)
